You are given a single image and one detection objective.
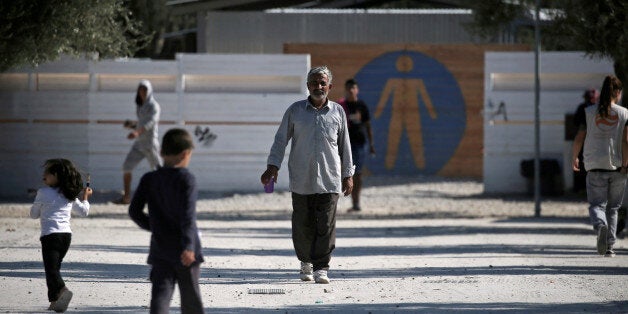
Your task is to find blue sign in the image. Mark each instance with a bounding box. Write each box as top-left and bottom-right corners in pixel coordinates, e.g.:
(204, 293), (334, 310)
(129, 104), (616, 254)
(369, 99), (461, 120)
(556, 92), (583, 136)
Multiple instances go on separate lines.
(354, 51), (466, 175)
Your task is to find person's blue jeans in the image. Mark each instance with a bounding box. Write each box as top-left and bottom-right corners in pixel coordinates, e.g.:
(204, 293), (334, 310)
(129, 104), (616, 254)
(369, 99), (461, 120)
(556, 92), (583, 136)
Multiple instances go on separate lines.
(351, 143), (366, 174)
(586, 171), (627, 247)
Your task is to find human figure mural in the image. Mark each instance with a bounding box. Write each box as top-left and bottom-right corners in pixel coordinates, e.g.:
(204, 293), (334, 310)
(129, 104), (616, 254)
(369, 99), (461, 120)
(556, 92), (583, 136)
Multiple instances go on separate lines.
(355, 50), (466, 176)
(374, 55), (437, 170)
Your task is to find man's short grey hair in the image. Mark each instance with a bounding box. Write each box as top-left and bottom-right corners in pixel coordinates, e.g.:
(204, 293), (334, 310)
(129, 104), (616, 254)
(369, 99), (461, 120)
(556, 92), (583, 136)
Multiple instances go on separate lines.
(307, 66), (332, 84)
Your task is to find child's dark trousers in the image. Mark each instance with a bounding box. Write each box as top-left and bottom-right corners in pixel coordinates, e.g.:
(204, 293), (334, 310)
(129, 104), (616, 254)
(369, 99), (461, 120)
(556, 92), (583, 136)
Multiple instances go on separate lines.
(150, 260), (204, 314)
(40, 232), (71, 302)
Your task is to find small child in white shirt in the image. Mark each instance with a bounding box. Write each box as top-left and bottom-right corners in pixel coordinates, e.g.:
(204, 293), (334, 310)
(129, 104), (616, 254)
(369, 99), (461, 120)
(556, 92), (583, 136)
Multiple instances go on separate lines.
(30, 159), (92, 313)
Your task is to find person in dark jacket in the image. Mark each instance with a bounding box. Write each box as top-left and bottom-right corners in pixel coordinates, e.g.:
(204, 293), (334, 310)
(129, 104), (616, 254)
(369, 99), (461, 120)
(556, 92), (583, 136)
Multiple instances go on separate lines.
(339, 78), (375, 212)
(572, 88), (599, 193)
(129, 128), (204, 313)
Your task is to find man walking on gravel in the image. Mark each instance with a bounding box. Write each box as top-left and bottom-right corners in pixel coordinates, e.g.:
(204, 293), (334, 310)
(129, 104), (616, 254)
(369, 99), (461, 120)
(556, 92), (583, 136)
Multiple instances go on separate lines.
(260, 66), (354, 284)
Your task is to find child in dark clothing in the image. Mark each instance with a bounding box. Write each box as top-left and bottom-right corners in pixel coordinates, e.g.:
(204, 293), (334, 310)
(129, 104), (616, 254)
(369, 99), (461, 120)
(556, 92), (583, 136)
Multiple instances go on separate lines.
(128, 128), (205, 314)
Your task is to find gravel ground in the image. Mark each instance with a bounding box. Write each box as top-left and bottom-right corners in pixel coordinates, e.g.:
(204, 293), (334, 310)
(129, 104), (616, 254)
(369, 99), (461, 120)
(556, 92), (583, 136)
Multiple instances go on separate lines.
(2, 176), (627, 313)
(0, 175), (587, 220)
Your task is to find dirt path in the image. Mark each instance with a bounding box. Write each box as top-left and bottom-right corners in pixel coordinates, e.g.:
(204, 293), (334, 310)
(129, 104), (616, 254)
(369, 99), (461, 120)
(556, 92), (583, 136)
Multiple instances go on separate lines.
(1, 180), (627, 313)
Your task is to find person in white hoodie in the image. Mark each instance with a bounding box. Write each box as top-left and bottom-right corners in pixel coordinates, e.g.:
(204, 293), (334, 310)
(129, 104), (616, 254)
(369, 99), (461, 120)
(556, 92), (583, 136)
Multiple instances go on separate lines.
(115, 79), (162, 204)
(30, 158), (92, 312)
(572, 75), (627, 257)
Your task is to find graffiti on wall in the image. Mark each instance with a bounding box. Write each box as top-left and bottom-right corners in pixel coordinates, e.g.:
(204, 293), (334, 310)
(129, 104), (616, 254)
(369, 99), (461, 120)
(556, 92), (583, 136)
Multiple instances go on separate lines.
(354, 51), (466, 175)
(194, 126), (218, 147)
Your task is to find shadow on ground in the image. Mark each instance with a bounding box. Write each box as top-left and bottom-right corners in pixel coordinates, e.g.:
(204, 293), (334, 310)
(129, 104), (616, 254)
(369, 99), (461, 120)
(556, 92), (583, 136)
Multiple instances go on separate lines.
(200, 300), (628, 313)
(8, 299), (626, 313)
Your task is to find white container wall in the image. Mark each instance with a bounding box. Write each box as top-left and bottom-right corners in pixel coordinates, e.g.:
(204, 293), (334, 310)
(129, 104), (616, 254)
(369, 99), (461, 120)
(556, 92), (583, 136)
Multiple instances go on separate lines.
(0, 54), (310, 198)
(483, 52), (614, 194)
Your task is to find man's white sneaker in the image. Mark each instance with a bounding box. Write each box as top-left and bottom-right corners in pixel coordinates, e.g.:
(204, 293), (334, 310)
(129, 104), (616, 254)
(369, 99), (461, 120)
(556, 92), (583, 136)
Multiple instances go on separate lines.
(300, 262), (313, 281)
(314, 269), (330, 284)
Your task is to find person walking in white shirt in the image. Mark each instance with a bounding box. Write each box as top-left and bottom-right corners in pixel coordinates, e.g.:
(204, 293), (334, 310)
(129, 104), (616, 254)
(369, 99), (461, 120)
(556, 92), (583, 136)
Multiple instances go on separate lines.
(572, 75), (627, 257)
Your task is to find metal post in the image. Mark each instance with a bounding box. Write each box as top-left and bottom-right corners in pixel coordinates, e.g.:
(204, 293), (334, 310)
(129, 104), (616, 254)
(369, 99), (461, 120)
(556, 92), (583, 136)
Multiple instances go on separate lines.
(534, 0), (542, 217)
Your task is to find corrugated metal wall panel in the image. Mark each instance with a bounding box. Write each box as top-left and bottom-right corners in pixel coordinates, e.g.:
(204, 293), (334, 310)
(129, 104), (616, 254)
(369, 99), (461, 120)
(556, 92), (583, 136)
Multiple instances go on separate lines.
(200, 11), (475, 54)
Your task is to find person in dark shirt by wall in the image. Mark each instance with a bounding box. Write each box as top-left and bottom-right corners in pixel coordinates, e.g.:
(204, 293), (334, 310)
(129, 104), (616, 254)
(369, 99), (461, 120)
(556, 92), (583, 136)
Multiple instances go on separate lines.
(572, 88), (599, 193)
(339, 78), (375, 212)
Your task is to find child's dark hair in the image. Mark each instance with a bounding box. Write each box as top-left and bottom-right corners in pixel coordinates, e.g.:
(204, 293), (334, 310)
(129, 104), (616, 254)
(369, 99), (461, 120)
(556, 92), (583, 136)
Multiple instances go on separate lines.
(598, 75), (623, 118)
(161, 128), (195, 156)
(345, 78), (358, 89)
(44, 159), (83, 200)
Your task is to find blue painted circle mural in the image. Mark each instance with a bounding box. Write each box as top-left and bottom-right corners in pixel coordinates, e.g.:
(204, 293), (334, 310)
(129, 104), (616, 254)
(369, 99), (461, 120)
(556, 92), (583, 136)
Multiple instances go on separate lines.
(354, 50), (466, 175)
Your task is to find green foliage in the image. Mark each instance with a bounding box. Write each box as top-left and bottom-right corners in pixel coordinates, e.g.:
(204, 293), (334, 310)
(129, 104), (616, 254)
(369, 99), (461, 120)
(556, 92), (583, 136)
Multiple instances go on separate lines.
(467, 0), (530, 41)
(549, 0), (627, 79)
(468, 0), (628, 80)
(0, 0), (151, 71)
(126, 0), (169, 58)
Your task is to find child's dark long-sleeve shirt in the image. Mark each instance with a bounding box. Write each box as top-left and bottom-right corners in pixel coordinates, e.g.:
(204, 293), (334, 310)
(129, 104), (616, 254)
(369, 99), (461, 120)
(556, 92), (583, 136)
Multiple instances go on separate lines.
(129, 167), (204, 266)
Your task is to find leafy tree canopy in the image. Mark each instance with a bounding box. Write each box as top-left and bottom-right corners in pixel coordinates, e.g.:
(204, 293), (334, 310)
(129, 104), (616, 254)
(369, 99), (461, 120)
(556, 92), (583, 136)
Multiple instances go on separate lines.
(0, 0), (151, 71)
(468, 0), (627, 80)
